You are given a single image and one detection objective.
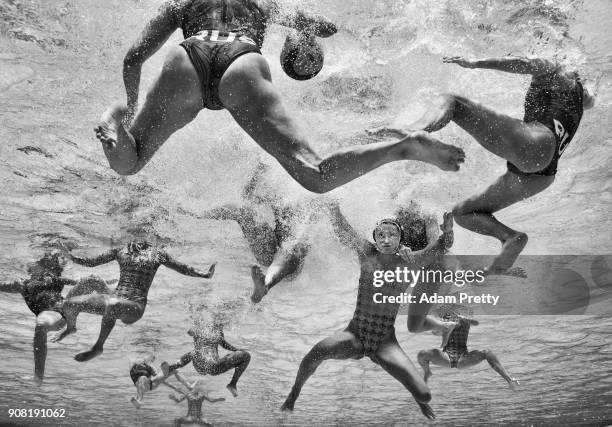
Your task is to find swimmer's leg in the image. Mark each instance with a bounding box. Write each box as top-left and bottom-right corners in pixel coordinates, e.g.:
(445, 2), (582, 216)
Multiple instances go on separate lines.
(52, 293), (108, 342)
(409, 94), (556, 172)
(407, 281), (456, 348)
(219, 54), (465, 194)
(164, 352), (194, 376)
(251, 242), (308, 303)
(174, 416), (192, 427)
(204, 350), (251, 397)
(131, 376), (152, 409)
(372, 334), (435, 420)
(453, 171), (554, 275)
(458, 349), (519, 389)
(74, 298), (144, 362)
(33, 311), (65, 385)
(417, 349), (450, 383)
(281, 330), (363, 411)
(96, 46), (203, 175)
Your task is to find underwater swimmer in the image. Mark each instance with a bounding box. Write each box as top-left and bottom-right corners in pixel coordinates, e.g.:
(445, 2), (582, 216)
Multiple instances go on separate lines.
(0, 252), (111, 385)
(417, 309), (519, 389)
(199, 163), (325, 303)
(53, 240), (216, 362)
(370, 56), (596, 276)
(281, 212), (455, 420)
(163, 314), (250, 397)
(168, 379), (225, 427)
(95, 0), (464, 192)
(129, 355), (191, 409)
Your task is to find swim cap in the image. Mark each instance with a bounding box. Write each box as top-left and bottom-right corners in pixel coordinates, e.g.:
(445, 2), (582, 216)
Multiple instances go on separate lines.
(280, 34), (324, 80)
(372, 219), (404, 242)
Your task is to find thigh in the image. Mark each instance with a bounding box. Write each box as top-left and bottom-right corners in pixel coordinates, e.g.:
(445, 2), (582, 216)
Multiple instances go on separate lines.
(372, 334), (429, 396)
(454, 170), (555, 215)
(129, 46), (204, 165)
(220, 54), (322, 180)
(65, 293), (109, 314)
(422, 349), (451, 367)
(113, 298), (145, 324)
(36, 311), (65, 330)
(451, 95), (556, 167)
(408, 279), (443, 318)
(457, 350), (486, 369)
(452, 95), (533, 147)
(311, 329), (364, 360)
(206, 351), (247, 375)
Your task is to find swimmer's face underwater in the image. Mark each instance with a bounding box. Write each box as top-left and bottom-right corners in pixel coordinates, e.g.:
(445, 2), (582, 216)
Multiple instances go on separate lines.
(373, 223), (402, 255)
(582, 84), (596, 110)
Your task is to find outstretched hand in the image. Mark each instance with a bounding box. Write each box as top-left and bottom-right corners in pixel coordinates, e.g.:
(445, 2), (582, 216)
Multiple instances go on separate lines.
(440, 212), (454, 249)
(204, 263), (217, 279)
(443, 56), (476, 68)
(397, 245), (415, 263)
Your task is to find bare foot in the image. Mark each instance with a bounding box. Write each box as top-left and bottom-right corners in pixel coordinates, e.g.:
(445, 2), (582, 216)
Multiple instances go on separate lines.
(226, 384), (238, 397)
(33, 375), (43, 386)
(51, 327), (76, 343)
(130, 397), (142, 409)
(487, 232), (528, 274)
(365, 126), (409, 138)
(74, 347), (103, 362)
(250, 265), (268, 303)
(418, 402), (436, 420)
(94, 102), (128, 149)
(280, 399), (295, 412)
(508, 378), (520, 390)
(423, 367), (433, 383)
(401, 131), (465, 171)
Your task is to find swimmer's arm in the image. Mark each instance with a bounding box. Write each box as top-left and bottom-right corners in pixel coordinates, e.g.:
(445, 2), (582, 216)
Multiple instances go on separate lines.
(412, 212), (453, 264)
(123, 1), (181, 122)
(220, 339), (239, 352)
(199, 205), (243, 221)
(203, 393), (226, 403)
(422, 217), (441, 251)
(445, 56), (557, 75)
(69, 249), (117, 267)
(328, 202), (369, 254)
(0, 280), (24, 293)
(162, 254), (217, 279)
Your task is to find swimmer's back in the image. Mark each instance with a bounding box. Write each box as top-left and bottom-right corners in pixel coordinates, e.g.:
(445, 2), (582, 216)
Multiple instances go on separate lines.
(524, 71), (583, 145)
(171, 0), (273, 46)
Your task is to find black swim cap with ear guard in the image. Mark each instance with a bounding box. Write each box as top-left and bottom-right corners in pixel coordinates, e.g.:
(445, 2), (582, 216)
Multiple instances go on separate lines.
(372, 219), (404, 242)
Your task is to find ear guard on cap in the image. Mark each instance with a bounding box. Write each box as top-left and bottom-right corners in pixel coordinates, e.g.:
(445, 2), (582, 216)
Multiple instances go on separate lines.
(372, 218), (404, 242)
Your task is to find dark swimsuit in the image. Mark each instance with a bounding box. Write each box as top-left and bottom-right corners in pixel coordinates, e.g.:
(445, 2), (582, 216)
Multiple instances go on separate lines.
(130, 363), (156, 390)
(508, 72), (584, 176)
(175, 0), (267, 110)
(443, 318), (470, 368)
(346, 252), (404, 357)
(22, 277), (66, 317)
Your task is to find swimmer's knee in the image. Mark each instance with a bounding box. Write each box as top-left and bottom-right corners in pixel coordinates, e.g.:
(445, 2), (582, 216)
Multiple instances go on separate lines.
(414, 387), (432, 403)
(236, 350), (251, 362)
